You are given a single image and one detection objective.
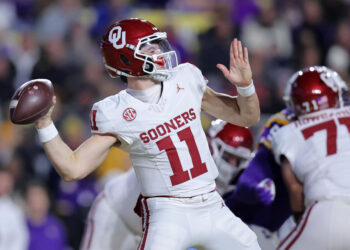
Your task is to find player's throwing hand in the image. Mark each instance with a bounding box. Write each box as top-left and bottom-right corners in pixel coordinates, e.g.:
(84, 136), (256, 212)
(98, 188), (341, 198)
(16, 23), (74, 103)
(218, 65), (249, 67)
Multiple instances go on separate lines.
(35, 96), (56, 129)
(217, 38), (252, 87)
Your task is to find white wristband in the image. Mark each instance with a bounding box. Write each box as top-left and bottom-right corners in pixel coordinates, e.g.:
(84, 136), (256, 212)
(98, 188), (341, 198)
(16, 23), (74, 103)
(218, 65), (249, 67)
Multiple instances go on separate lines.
(236, 80), (255, 97)
(36, 122), (58, 143)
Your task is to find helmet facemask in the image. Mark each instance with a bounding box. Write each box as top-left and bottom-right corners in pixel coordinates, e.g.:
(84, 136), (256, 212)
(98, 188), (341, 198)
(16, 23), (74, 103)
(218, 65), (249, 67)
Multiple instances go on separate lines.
(323, 67), (349, 108)
(211, 138), (251, 188)
(208, 119), (253, 194)
(135, 32), (178, 81)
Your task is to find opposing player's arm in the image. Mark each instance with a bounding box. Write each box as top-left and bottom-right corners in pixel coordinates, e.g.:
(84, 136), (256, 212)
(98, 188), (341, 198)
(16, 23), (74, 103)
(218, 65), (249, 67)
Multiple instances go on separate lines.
(201, 38), (260, 127)
(280, 156), (305, 213)
(35, 98), (118, 182)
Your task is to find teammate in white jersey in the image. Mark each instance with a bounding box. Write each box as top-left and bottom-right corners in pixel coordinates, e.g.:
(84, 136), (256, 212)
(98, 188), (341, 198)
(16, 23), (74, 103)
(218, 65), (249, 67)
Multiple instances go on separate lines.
(208, 119), (254, 196)
(33, 18), (261, 249)
(80, 168), (142, 250)
(271, 66), (350, 250)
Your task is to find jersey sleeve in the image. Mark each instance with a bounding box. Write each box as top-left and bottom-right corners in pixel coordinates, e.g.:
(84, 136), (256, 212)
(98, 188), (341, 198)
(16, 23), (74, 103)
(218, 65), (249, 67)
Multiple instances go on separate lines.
(89, 100), (117, 135)
(187, 63), (208, 96)
(258, 110), (291, 150)
(271, 125), (299, 167)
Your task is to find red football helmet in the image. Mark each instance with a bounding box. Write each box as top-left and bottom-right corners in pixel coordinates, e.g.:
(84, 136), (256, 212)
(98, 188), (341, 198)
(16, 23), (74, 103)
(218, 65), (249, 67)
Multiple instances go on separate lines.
(101, 18), (178, 81)
(208, 119), (254, 193)
(286, 66), (348, 116)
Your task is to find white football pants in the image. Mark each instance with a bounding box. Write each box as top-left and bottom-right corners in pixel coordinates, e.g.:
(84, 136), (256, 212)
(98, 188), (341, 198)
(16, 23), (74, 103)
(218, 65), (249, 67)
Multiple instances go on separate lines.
(138, 191), (261, 250)
(248, 216), (296, 250)
(249, 225), (279, 250)
(80, 193), (141, 250)
(278, 200), (350, 250)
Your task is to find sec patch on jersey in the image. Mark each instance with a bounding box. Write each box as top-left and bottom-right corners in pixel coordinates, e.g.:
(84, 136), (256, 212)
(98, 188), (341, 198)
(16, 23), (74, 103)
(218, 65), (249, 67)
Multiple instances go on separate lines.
(9, 79), (54, 125)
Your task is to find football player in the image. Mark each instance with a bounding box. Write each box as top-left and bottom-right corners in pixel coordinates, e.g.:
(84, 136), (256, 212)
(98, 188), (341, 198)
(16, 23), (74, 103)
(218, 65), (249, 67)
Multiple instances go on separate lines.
(271, 66), (350, 249)
(208, 119), (254, 196)
(80, 168), (142, 250)
(80, 120), (255, 250)
(34, 18), (261, 250)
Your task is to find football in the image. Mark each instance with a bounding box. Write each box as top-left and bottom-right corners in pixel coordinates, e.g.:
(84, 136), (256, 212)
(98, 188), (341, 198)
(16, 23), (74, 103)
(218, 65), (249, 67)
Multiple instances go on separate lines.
(9, 79), (54, 124)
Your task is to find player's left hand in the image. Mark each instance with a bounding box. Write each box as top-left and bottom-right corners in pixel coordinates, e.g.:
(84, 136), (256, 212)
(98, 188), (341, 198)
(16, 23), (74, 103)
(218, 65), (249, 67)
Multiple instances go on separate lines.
(217, 38), (252, 87)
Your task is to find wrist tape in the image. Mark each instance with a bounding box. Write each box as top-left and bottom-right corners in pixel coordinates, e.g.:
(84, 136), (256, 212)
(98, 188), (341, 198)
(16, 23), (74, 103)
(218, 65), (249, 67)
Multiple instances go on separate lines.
(236, 80), (255, 97)
(36, 122), (58, 143)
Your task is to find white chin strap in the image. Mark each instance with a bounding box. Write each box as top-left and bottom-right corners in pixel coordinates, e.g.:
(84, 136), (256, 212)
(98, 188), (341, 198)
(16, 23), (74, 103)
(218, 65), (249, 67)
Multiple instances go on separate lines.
(148, 72), (174, 82)
(105, 64), (171, 82)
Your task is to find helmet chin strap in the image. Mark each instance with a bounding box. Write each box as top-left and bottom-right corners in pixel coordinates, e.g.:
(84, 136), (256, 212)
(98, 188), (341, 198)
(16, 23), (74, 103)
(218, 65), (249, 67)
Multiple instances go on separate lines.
(149, 73), (169, 82)
(142, 69), (173, 82)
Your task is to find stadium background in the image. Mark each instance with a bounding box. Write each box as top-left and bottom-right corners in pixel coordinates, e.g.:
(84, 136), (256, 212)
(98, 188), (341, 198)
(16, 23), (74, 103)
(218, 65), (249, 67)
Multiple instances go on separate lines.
(0, 0), (349, 249)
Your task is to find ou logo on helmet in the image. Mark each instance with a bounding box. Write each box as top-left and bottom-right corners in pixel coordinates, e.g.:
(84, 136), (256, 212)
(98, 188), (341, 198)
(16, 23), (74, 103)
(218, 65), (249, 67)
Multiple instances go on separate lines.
(320, 72), (338, 92)
(109, 26), (126, 49)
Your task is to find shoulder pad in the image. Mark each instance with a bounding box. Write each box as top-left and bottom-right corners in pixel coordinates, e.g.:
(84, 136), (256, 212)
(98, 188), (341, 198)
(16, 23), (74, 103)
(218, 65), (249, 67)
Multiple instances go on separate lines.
(187, 63), (208, 83)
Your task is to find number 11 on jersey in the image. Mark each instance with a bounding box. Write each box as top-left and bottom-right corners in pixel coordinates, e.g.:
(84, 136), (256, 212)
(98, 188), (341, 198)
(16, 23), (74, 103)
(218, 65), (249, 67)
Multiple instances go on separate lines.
(156, 127), (208, 186)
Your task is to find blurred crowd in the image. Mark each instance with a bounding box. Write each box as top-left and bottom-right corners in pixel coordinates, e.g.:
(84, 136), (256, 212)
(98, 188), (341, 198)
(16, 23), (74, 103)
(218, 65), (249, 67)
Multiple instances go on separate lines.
(1, 0), (350, 249)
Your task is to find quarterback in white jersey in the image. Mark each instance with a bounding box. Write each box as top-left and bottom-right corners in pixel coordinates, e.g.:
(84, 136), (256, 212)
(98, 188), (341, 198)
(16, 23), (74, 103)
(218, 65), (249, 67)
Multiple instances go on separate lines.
(32, 18), (261, 250)
(271, 66), (350, 250)
(80, 168), (142, 250)
(81, 120), (254, 250)
(91, 62), (219, 197)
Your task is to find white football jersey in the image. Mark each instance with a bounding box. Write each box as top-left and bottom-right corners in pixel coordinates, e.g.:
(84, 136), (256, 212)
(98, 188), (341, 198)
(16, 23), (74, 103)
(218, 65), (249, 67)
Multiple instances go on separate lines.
(104, 169), (142, 235)
(272, 106), (350, 206)
(90, 63), (218, 197)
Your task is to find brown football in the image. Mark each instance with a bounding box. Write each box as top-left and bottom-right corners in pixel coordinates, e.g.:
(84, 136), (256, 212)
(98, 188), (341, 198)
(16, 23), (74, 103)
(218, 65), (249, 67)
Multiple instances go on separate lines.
(9, 79), (54, 124)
